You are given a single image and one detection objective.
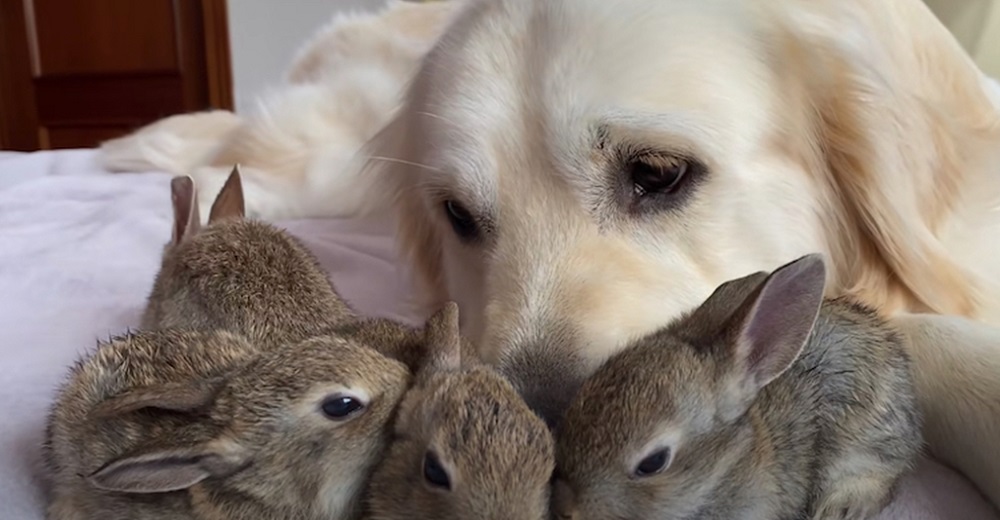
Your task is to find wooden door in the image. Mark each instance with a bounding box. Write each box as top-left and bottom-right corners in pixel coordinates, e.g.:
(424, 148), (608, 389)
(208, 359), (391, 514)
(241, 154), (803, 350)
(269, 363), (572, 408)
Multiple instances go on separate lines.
(0, 0), (233, 151)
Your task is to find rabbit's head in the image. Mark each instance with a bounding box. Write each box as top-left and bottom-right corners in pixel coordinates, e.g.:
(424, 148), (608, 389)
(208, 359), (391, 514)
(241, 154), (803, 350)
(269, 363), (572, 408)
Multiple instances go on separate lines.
(365, 303), (556, 520)
(88, 334), (411, 520)
(553, 255), (826, 520)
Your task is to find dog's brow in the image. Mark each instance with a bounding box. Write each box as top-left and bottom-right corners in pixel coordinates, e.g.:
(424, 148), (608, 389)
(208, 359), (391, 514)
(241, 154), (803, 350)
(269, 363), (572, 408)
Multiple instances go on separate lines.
(598, 111), (716, 154)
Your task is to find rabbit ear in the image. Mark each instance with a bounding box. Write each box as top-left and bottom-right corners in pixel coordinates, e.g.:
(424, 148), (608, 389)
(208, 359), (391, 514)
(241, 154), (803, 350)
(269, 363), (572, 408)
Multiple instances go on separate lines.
(90, 378), (226, 420)
(88, 439), (249, 494)
(674, 270), (771, 343)
(208, 164), (246, 223)
(421, 301), (462, 374)
(720, 254), (826, 402)
(170, 176), (201, 245)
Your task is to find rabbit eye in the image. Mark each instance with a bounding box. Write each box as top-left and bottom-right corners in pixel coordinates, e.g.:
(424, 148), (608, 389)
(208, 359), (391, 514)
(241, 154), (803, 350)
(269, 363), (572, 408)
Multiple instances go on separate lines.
(320, 395), (366, 420)
(423, 451), (451, 490)
(634, 447), (671, 478)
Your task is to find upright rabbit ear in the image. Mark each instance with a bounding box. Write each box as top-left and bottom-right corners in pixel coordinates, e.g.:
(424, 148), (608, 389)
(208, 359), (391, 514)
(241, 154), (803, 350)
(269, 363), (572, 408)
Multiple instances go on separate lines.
(170, 175), (201, 245)
(674, 269), (771, 343)
(719, 254), (826, 409)
(420, 301), (462, 374)
(208, 164), (245, 223)
(88, 438), (249, 494)
(90, 378), (227, 420)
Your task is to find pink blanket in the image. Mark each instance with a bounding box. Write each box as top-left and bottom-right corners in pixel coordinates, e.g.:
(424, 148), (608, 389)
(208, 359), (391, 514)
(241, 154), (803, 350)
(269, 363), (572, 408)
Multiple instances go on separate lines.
(0, 149), (995, 519)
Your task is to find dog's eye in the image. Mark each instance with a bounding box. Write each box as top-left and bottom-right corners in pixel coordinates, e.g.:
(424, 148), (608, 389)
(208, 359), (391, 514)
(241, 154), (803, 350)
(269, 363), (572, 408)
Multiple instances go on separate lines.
(423, 451), (452, 490)
(443, 200), (479, 241)
(630, 157), (688, 197)
(633, 447), (671, 478)
(320, 395), (366, 420)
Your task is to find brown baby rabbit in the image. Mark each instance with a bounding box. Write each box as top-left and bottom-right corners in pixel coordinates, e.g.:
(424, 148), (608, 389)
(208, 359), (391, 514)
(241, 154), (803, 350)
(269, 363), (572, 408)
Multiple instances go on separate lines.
(363, 302), (556, 520)
(141, 166), (356, 347)
(45, 326), (415, 520)
(554, 254), (922, 520)
(44, 329), (257, 519)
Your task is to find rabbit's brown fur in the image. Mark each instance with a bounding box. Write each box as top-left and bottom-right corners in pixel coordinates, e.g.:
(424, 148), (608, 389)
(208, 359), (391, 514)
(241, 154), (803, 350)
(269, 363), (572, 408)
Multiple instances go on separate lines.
(45, 330), (412, 520)
(141, 169), (356, 347)
(554, 254), (922, 520)
(363, 303), (555, 520)
(44, 329), (255, 519)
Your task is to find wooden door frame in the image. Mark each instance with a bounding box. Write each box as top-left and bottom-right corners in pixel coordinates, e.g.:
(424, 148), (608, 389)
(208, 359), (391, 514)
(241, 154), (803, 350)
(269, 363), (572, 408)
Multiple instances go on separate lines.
(0, 0), (234, 151)
(0, 0), (41, 150)
(202, 0), (234, 110)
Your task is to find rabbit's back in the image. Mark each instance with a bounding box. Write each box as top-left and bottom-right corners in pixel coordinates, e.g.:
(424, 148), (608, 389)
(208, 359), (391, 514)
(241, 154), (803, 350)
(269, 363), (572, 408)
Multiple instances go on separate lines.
(44, 330), (255, 492)
(787, 298), (919, 434)
(757, 297), (921, 515)
(142, 219), (355, 346)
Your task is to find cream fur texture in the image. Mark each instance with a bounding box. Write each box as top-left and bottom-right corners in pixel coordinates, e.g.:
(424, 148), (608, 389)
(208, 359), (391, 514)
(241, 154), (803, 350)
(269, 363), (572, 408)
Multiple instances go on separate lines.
(100, 0), (459, 222)
(100, 0), (1000, 508)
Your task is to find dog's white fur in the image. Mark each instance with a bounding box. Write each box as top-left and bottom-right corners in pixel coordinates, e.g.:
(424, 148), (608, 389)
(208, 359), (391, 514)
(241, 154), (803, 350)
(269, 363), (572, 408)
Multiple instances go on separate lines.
(891, 313), (1000, 509)
(100, 0), (1000, 507)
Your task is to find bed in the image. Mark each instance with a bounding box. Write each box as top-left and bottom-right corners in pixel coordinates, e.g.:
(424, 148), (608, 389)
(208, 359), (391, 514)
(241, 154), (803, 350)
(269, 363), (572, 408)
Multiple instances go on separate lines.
(1, 148), (997, 519)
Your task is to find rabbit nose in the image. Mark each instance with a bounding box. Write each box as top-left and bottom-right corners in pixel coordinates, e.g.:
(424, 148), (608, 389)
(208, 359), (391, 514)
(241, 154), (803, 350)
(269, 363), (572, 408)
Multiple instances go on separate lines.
(552, 479), (580, 520)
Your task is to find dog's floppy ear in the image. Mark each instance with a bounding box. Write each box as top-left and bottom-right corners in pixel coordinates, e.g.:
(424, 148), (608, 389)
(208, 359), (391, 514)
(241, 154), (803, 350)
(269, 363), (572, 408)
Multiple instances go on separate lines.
(776, 0), (1000, 319)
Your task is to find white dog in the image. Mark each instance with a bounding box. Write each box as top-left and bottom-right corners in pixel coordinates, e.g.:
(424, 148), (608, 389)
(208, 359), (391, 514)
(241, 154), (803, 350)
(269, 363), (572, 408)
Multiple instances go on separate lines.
(103, 0), (1000, 509)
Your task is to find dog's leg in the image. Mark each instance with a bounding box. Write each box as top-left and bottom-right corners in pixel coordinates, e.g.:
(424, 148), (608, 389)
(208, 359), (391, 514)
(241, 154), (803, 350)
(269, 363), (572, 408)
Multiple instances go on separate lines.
(891, 312), (1000, 509)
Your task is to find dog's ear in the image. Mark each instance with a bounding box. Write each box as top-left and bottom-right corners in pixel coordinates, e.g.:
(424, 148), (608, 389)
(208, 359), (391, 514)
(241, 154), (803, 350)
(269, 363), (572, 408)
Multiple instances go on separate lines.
(776, 0), (1000, 319)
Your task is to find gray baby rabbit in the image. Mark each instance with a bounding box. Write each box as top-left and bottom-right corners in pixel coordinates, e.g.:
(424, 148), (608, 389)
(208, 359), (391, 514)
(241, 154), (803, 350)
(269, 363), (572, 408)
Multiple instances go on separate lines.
(142, 166), (356, 346)
(553, 254), (922, 520)
(44, 326), (414, 520)
(363, 302), (556, 520)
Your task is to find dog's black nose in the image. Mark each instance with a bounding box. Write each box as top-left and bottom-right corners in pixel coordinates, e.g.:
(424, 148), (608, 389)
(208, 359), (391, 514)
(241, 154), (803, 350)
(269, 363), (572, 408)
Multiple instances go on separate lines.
(499, 344), (586, 431)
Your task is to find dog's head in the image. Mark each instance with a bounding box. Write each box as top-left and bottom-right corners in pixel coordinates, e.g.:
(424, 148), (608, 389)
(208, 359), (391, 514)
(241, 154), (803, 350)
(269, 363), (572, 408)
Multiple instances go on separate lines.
(365, 0), (1000, 424)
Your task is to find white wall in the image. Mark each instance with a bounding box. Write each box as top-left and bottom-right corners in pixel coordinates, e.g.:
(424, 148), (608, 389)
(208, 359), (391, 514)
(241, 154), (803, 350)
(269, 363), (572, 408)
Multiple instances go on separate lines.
(226, 0), (389, 114)
(924, 0), (1000, 78)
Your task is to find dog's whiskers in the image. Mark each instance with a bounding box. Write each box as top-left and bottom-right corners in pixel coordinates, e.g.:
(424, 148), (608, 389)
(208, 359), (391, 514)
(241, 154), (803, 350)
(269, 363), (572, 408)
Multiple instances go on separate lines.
(416, 111), (456, 125)
(366, 156), (442, 172)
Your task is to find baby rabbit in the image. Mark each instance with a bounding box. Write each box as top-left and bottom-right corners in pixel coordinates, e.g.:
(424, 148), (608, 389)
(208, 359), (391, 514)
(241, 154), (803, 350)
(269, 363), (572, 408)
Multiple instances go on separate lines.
(553, 254), (922, 520)
(363, 302), (555, 520)
(44, 329), (257, 519)
(45, 325), (416, 520)
(142, 166), (356, 347)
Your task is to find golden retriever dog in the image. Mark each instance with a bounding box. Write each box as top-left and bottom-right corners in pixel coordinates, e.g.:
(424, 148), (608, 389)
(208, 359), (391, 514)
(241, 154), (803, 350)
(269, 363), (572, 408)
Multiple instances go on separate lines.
(358, 0), (1000, 508)
(100, 0), (1000, 510)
